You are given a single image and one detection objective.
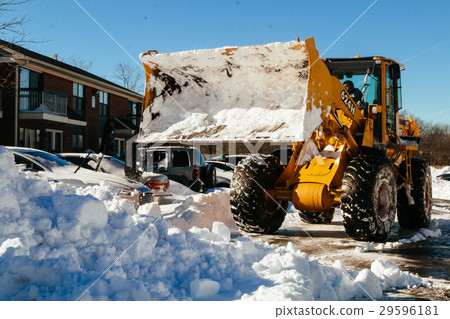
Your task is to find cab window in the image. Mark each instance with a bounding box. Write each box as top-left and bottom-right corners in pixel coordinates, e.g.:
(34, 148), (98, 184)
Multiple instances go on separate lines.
(151, 151), (168, 171)
(172, 150), (189, 167)
(386, 63), (402, 140)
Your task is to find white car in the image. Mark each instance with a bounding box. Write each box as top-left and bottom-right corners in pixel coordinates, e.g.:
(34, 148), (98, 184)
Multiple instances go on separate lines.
(7, 147), (153, 208)
(58, 152), (172, 204)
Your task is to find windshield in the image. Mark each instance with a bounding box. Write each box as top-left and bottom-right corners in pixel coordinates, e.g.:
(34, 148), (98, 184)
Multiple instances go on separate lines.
(325, 59), (382, 108)
(101, 156), (126, 176)
(339, 65), (381, 107)
(108, 157), (125, 166)
(17, 150), (73, 168)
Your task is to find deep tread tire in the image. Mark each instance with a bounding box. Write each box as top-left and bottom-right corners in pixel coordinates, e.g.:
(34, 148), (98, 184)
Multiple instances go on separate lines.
(230, 155), (287, 233)
(397, 158), (432, 229)
(298, 209), (334, 224)
(341, 155), (397, 242)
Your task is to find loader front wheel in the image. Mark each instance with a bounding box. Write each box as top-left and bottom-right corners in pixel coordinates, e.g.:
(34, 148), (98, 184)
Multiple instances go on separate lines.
(397, 158), (432, 230)
(230, 155), (287, 233)
(298, 209), (334, 224)
(341, 155), (397, 242)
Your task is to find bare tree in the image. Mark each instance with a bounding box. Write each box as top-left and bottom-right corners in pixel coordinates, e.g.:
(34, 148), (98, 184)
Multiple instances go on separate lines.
(60, 56), (93, 71)
(0, 1), (33, 87)
(0, 0), (32, 43)
(401, 111), (450, 166)
(113, 61), (143, 92)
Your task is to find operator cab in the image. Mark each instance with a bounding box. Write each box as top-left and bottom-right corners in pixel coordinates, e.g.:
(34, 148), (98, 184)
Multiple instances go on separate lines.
(324, 57), (403, 144)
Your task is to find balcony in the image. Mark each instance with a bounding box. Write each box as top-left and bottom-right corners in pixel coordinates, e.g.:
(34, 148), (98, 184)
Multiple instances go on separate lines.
(19, 89), (86, 126)
(19, 89), (67, 116)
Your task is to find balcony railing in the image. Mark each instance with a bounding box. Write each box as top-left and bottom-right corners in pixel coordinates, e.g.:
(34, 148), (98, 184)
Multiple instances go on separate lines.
(19, 89), (67, 116)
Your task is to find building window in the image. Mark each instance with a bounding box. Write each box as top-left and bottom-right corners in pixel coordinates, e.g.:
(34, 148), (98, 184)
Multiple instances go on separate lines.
(20, 68), (41, 89)
(128, 101), (138, 125)
(72, 134), (84, 152)
(73, 82), (84, 117)
(19, 68), (42, 111)
(99, 91), (109, 117)
(19, 128), (40, 148)
(45, 129), (63, 153)
(115, 138), (125, 159)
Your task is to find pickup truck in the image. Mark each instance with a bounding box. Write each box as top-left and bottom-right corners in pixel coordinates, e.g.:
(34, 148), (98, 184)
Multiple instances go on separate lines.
(142, 146), (215, 192)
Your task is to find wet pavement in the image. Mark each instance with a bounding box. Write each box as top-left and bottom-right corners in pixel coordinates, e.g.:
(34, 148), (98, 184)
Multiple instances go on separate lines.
(247, 199), (450, 301)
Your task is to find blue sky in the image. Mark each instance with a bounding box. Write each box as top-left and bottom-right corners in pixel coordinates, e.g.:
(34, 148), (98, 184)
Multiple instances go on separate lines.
(5, 0), (450, 124)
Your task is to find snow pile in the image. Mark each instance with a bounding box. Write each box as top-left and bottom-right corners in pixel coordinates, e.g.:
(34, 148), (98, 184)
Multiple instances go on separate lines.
(138, 41), (324, 143)
(0, 146), (432, 300)
(355, 219), (443, 252)
(158, 187), (236, 232)
(241, 244), (427, 301)
(371, 259), (425, 289)
(431, 166), (450, 200)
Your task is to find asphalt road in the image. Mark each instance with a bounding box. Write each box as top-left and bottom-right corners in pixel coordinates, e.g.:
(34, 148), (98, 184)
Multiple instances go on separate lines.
(247, 199), (450, 301)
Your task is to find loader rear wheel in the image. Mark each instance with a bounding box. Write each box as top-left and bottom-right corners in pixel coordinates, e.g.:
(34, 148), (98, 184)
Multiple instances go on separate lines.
(341, 155), (396, 242)
(397, 158), (432, 230)
(298, 209), (334, 224)
(230, 155), (287, 233)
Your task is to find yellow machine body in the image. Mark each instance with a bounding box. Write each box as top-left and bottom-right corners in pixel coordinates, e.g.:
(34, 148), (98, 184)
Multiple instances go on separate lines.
(139, 37), (420, 214)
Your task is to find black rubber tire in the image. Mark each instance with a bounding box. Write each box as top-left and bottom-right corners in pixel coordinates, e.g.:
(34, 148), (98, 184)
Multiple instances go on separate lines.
(201, 164), (216, 189)
(341, 155), (397, 242)
(230, 155), (287, 233)
(298, 209), (335, 224)
(397, 158), (432, 230)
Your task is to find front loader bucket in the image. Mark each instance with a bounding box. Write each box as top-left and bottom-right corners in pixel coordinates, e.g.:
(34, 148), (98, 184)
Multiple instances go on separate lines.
(137, 37), (331, 143)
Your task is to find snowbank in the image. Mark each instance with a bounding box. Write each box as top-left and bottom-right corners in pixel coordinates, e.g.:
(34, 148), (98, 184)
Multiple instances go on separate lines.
(355, 219), (442, 252)
(0, 146), (432, 300)
(431, 166), (450, 200)
(158, 184), (236, 232)
(138, 41), (324, 143)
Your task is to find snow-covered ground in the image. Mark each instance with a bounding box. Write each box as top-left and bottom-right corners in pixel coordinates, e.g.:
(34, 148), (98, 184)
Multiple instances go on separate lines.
(0, 145), (448, 300)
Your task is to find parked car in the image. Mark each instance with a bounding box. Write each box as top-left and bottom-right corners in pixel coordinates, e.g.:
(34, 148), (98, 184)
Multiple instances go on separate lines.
(209, 154), (253, 165)
(437, 173), (450, 181)
(205, 160), (236, 187)
(141, 146), (215, 192)
(58, 152), (172, 204)
(7, 147), (153, 208)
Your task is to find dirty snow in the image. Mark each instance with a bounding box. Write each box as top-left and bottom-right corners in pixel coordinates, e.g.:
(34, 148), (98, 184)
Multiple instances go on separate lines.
(138, 41), (325, 143)
(0, 146), (448, 300)
(353, 219), (443, 252)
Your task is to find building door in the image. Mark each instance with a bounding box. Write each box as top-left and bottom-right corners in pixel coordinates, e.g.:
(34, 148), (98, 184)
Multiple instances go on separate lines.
(45, 129), (63, 153)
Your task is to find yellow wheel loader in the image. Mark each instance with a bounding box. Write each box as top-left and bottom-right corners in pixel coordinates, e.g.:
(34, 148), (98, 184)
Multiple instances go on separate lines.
(136, 37), (431, 242)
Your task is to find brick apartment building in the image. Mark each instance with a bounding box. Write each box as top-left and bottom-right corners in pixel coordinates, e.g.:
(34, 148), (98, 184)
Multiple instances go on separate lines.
(0, 40), (143, 159)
